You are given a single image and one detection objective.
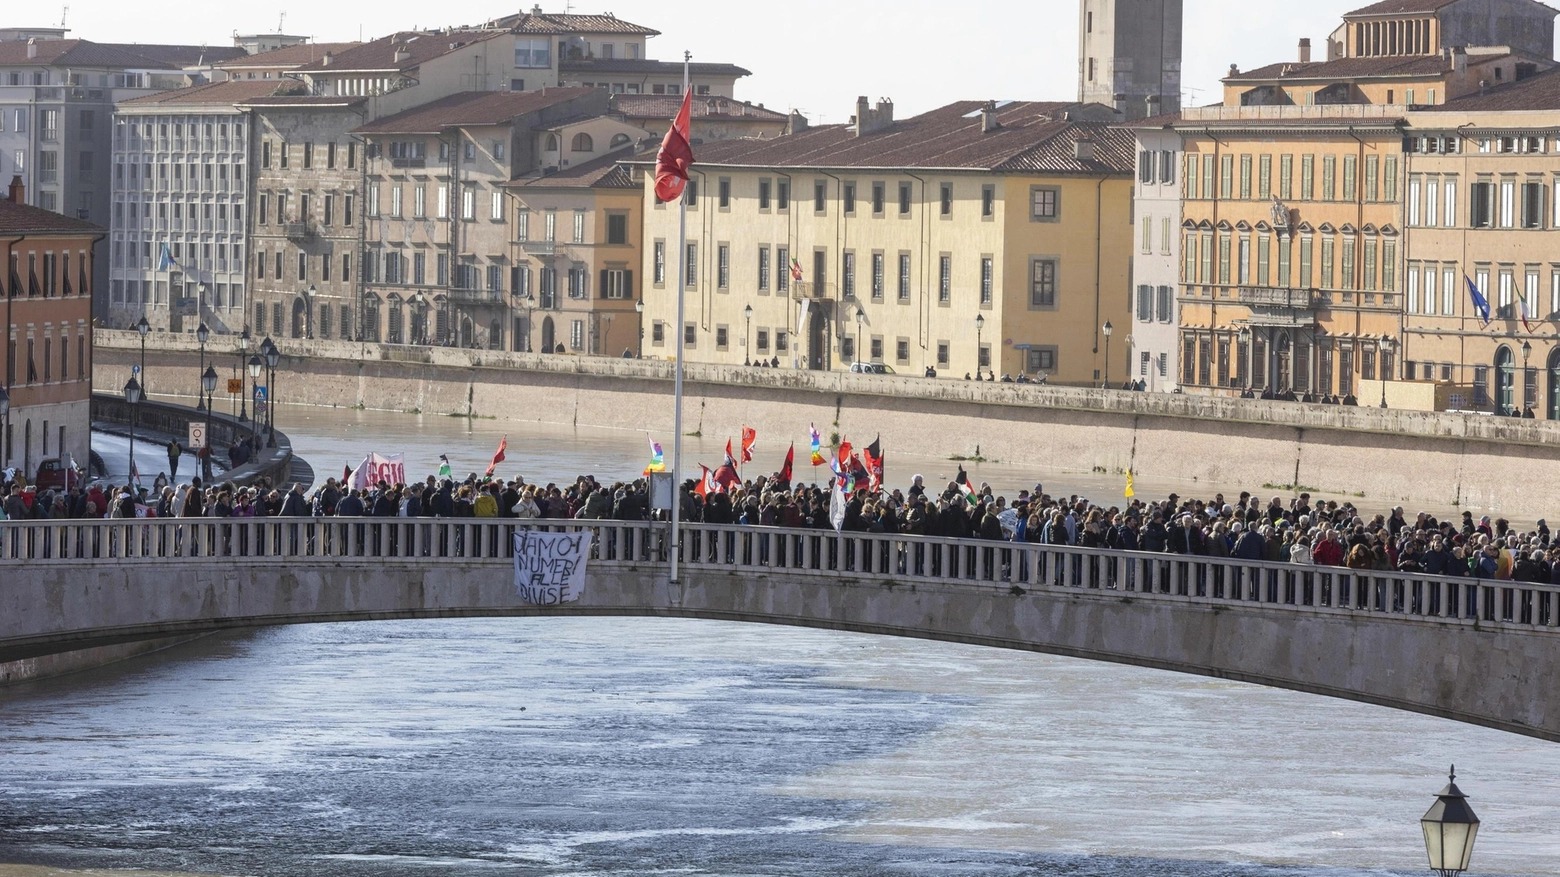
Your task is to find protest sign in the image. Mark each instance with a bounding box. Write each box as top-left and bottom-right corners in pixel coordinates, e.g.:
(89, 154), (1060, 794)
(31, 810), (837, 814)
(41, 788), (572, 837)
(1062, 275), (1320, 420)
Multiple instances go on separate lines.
(513, 530), (592, 605)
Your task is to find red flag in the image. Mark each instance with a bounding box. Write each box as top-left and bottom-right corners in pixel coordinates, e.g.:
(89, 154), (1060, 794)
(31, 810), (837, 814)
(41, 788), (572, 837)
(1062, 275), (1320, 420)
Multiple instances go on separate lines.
(342, 463), (352, 484)
(654, 90), (694, 202)
(836, 440), (852, 473)
(724, 438), (737, 468)
(778, 443), (795, 484)
(693, 464), (715, 498)
(485, 435), (507, 477)
(740, 426), (756, 463)
(713, 461), (741, 491)
(864, 435), (884, 492)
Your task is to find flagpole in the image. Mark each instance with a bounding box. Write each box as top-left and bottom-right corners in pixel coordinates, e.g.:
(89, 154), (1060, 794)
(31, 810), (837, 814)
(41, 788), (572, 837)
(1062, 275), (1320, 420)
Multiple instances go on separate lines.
(669, 51), (691, 588)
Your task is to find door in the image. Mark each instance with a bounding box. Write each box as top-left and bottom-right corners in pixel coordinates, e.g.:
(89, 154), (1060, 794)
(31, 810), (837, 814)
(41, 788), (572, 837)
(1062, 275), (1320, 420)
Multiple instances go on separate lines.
(541, 316), (556, 353)
(1548, 348), (1560, 420)
(1495, 345), (1515, 414)
(808, 308), (828, 371)
(1275, 332), (1292, 393)
(291, 298), (307, 338)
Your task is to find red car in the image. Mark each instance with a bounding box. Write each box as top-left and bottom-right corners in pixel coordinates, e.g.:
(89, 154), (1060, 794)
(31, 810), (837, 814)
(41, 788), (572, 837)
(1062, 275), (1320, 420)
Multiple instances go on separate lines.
(32, 458), (82, 492)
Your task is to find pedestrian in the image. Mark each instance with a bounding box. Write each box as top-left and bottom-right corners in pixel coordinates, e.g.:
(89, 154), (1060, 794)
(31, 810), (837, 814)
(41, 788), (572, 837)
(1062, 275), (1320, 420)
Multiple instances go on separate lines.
(167, 439), (182, 480)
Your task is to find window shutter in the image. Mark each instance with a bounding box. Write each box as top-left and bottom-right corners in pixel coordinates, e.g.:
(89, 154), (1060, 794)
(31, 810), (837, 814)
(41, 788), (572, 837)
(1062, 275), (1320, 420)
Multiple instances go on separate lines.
(623, 270), (633, 298)
(600, 269), (609, 299)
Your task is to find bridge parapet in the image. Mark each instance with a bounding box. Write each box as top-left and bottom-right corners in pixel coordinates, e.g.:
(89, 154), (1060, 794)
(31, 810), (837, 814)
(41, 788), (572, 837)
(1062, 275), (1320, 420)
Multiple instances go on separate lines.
(2, 519), (1557, 741)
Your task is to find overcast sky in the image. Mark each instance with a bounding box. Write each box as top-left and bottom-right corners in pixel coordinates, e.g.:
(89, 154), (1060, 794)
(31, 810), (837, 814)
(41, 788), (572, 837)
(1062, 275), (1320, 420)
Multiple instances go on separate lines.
(47, 1), (1460, 121)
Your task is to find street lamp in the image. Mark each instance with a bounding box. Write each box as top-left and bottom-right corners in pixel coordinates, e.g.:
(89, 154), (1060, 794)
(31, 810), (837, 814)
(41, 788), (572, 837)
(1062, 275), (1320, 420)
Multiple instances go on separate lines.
(124, 377), (142, 485)
(1238, 325), (1252, 392)
(855, 308), (865, 366)
(263, 338), (280, 447)
(634, 299), (645, 359)
(136, 315), (151, 396)
(1380, 335), (1397, 409)
(1522, 339), (1533, 414)
(1102, 320), (1114, 389)
(514, 292), (535, 353)
(247, 354), (263, 443)
(236, 330), (250, 423)
(1422, 765), (1479, 877)
(974, 313), (985, 379)
(201, 365), (218, 480)
(195, 322), (210, 412)
(744, 303), (754, 366)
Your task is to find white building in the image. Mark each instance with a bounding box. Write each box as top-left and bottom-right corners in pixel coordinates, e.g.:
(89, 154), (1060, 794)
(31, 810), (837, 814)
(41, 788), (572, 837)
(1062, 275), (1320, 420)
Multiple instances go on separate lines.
(1129, 125), (1182, 390)
(109, 80), (285, 334)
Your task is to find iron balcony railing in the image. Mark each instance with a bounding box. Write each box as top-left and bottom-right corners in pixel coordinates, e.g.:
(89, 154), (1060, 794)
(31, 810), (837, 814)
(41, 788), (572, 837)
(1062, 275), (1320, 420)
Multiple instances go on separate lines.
(2, 519), (1557, 634)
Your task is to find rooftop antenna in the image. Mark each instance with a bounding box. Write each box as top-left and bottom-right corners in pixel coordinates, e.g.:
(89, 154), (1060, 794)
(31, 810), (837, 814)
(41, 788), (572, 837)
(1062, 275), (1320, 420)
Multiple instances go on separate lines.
(278, 11), (286, 33)
(59, 5), (68, 27)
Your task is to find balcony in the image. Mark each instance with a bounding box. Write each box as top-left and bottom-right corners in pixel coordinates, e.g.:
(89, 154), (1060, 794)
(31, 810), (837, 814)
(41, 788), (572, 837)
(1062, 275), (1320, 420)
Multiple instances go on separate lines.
(520, 240), (557, 257)
(284, 221), (312, 241)
(792, 280), (836, 300)
(446, 287), (505, 304)
(391, 157), (426, 169)
(1237, 286), (1321, 309)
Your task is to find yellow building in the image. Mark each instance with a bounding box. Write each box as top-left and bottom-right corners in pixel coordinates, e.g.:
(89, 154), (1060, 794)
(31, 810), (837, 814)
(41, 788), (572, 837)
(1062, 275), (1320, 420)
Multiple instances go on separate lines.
(1167, 105), (1406, 398)
(635, 98), (1134, 385)
(1401, 67), (1560, 416)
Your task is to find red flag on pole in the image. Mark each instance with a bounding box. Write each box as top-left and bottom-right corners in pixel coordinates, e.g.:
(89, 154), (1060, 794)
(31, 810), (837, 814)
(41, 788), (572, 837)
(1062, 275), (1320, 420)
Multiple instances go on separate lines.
(778, 443), (794, 484)
(654, 90), (694, 202)
(724, 438), (737, 468)
(693, 464), (719, 498)
(740, 426), (756, 463)
(864, 435), (884, 492)
(342, 463), (352, 484)
(485, 436), (507, 477)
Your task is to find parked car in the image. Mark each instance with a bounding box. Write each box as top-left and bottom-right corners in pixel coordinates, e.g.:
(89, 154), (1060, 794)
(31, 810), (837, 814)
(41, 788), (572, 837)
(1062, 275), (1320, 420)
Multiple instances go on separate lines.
(848, 362), (896, 375)
(32, 458), (82, 492)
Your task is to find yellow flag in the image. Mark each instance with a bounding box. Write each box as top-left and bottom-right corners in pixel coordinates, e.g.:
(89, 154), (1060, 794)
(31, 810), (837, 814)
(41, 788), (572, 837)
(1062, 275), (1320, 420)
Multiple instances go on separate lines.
(1124, 470), (1135, 498)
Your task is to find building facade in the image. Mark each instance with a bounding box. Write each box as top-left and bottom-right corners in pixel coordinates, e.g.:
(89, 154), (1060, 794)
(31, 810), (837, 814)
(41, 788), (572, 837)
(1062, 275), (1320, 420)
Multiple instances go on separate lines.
(1399, 69), (1560, 416)
(1129, 126), (1182, 389)
(1078, 0), (1183, 120)
(637, 99), (1134, 384)
(1, 178), (100, 481)
(1171, 106), (1405, 399)
(354, 87), (609, 348)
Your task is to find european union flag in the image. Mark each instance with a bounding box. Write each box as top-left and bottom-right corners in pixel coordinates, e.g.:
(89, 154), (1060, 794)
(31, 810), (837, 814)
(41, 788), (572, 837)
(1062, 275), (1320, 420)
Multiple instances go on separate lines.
(1465, 274), (1490, 326)
(156, 243), (178, 272)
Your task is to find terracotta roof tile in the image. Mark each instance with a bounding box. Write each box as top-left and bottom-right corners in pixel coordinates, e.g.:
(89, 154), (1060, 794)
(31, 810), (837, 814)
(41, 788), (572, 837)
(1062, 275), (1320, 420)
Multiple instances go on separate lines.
(293, 30), (509, 73)
(511, 151), (637, 188)
(101, 43), (248, 66)
(613, 94), (786, 121)
(1432, 65), (1560, 110)
(0, 39), (170, 69)
(1344, 0), (1461, 16)
(486, 11), (659, 35)
(352, 87), (604, 134)
(214, 42), (363, 69)
(560, 58), (750, 78)
(1228, 55), (1452, 81)
(0, 197), (102, 235)
(670, 101), (1134, 174)
(118, 79), (309, 106)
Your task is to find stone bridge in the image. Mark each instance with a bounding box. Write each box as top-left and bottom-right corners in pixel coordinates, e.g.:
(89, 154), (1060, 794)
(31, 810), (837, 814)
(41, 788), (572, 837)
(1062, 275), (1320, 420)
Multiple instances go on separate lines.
(2, 519), (1556, 742)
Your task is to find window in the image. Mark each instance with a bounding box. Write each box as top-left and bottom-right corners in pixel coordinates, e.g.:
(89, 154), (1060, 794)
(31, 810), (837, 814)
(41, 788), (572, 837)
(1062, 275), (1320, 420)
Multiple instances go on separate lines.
(979, 257), (993, 305)
(777, 180), (790, 210)
(1030, 259), (1057, 308)
(758, 247), (771, 291)
(571, 133), (593, 152)
(1160, 150), (1174, 185)
(462, 189), (475, 220)
(573, 210), (585, 243)
(683, 323), (696, 348)
(1157, 286), (1172, 323)
(939, 183), (953, 216)
(492, 192), (504, 221)
(843, 182), (855, 214)
(776, 331), (788, 352)
(872, 182), (885, 214)
(1137, 284), (1152, 322)
(1523, 180), (1544, 229)
(898, 182), (911, 215)
(1301, 155), (1314, 200)
(871, 252), (884, 300)
(898, 253), (911, 302)
(756, 330), (769, 353)
(937, 343), (949, 367)
(718, 178), (731, 209)
(718, 244), (730, 289)
(515, 38), (551, 67)
(652, 322), (665, 345)
(685, 243), (697, 288)
(814, 180), (826, 213)
(759, 179), (771, 210)
(1470, 181), (1493, 228)
(777, 247), (790, 292)
(841, 337), (855, 361)
(1031, 186), (1058, 220)
(981, 184), (994, 218)
(1500, 179), (1516, 228)
(938, 255), (951, 302)
(1139, 150), (1155, 184)
(608, 214), (627, 245)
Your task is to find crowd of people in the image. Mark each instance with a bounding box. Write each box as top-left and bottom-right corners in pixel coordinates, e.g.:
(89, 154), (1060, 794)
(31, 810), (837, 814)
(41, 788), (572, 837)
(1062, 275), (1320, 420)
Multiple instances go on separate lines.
(3, 463), (1557, 583)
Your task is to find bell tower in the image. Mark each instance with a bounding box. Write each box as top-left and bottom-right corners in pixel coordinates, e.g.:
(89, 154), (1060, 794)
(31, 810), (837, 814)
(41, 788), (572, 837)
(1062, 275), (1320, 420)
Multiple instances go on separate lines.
(1078, 0), (1183, 120)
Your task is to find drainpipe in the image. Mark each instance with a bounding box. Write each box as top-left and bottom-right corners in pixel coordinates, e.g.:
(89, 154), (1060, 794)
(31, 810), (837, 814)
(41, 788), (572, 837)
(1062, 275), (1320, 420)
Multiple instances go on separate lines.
(1093, 173), (1106, 381)
(2, 234), (24, 468)
(820, 169), (846, 363)
(904, 170), (929, 364)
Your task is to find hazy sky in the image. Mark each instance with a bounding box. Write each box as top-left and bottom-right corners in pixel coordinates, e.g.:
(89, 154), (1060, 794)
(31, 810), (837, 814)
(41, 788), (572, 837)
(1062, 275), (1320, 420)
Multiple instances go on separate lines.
(51, 1), (1408, 121)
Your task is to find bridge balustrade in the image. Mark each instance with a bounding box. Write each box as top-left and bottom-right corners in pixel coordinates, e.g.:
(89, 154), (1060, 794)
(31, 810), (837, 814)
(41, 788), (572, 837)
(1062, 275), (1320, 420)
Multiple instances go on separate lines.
(3, 519), (1557, 634)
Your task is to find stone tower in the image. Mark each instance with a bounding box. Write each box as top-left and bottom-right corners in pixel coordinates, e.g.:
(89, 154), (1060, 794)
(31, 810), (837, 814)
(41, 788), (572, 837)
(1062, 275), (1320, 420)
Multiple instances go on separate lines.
(1077, 0), (1183, 120)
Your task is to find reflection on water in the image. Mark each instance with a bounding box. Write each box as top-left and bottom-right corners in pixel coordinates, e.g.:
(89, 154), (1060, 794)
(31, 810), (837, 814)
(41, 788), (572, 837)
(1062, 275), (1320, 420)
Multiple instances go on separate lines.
(0, 618), (1556, 877)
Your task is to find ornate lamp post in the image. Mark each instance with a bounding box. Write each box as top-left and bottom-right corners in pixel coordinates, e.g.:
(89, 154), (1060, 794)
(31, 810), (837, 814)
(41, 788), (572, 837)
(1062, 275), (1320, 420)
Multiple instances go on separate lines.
(1103, 320), (1114, 388)
(1380, 335), (1397, 409)
(744, 303), (754, 365)
(136, 315), (151, 395)
(247, 354), (263, 443)
(854, 308), (864, 366)
(263, 338), (280, 447)
(1422, 766), (1479, 877)
(235, 330), (251, 422)
(200, 365), (218, 479)
(195, 322), (210, 412)
(974, 313), (985, 379)
(123, 377), (142, 485)
(635, 299), (645, 359)
(1522, 339), (1533, 414)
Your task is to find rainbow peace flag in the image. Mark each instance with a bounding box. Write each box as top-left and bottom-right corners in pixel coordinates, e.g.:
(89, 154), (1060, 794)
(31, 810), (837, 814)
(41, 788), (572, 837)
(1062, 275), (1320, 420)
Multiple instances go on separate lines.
(809, 423), (825, 466)
(643, 436), (666, 476)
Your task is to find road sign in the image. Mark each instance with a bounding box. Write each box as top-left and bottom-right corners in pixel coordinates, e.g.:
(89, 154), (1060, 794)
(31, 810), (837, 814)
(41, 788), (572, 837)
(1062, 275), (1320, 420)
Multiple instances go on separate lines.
(226, 378), (243, 394)
(187, 423), (207, 450)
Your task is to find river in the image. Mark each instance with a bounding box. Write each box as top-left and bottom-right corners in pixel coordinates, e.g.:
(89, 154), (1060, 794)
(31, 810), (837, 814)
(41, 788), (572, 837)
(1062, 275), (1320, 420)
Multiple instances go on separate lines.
(6, 406), (1552, 876)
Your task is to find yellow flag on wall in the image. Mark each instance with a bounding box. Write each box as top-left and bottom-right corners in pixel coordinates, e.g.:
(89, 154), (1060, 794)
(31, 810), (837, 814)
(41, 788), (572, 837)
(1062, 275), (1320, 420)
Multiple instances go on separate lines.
(1125, 470), (1135, 498)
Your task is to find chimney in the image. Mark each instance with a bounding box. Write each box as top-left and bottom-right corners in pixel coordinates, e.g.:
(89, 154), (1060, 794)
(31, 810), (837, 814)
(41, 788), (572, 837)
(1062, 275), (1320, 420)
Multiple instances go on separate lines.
(980, 100), (1000, 134)
(1228, 63), (1240, 77)
(1298, 38), (1312, 63)
(1113, 92), (1127, 115)
(321, 50), (333, 66)
(26, 38), (37, 60)
(786, 109), (809, 135)
(393, 44), (411, 64)
(1074, 135), (1096, 163)
(1451, 45), (1467, 75)
(8, 174), (24, 205)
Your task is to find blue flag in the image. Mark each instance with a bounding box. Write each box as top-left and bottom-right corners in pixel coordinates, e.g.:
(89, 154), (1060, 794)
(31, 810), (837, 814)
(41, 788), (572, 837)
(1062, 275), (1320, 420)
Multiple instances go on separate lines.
(1465, 274), (1490, 326)
(156, 243), (178, 272)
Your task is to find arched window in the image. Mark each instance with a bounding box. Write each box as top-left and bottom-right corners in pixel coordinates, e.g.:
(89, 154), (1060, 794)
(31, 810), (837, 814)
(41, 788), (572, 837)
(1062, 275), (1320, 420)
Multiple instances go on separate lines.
(544, 134), (559, 151)
(1495, 345), (1516, 414)
(571, 133), (594, 152)
(609, 133), (632, 149)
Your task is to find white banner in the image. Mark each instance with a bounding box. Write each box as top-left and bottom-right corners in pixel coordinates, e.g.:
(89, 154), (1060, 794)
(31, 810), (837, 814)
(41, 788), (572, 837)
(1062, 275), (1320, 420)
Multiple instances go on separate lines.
(351, 453), (406, 491)
(796, 297), (810, 338)
(513, 530), (592, 605)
